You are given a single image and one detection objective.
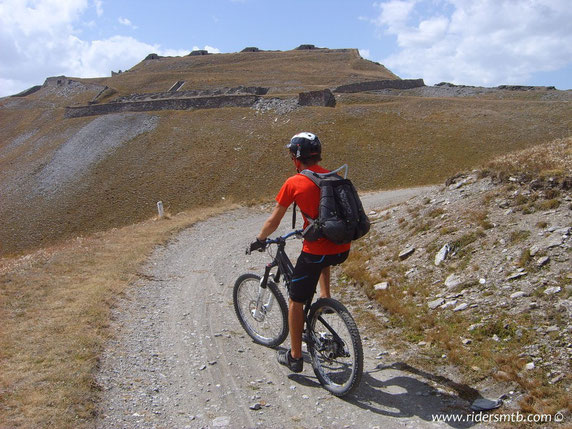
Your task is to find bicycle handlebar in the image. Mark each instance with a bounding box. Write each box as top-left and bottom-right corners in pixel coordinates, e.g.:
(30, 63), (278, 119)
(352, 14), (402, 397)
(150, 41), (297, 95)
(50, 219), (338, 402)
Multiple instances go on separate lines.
(264, 229), (304, 244)
(246, 230), (303, 255)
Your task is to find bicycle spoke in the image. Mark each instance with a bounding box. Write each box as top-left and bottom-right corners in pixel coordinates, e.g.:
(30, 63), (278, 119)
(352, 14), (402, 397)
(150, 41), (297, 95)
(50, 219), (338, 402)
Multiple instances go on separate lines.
(307, 299), (363, 396)
(233, 274), (288, 347)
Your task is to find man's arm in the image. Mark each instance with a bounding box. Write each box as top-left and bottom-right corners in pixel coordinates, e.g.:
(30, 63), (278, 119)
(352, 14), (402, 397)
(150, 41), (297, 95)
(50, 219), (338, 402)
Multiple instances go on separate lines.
(257, 203), (288, 241)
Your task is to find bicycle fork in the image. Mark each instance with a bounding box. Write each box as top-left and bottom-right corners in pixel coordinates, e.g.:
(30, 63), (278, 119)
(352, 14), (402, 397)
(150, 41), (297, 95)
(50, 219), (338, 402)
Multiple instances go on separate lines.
(251, 262), (277, 321)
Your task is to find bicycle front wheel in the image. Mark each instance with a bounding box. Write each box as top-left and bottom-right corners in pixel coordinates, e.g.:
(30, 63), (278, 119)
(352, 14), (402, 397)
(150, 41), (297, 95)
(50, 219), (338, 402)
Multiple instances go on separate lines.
(233, 273), (289, 348)
(307, 298), (363, 397)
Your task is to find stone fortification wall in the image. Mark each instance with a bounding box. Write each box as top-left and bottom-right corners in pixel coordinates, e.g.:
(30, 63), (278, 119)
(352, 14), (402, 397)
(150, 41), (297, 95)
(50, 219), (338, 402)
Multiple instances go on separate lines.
(334, 79), (425, 93)
(497, 84), (557, 91)
(436, 82), (557, 91)
(65, 95), (259, 118)
(298, 89), (336, 107)
(113, 86), (268, 103)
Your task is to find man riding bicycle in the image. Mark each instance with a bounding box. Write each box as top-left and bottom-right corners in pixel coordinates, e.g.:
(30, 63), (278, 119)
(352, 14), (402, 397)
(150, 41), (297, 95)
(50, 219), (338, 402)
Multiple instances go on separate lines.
(249, 132), (351, 373)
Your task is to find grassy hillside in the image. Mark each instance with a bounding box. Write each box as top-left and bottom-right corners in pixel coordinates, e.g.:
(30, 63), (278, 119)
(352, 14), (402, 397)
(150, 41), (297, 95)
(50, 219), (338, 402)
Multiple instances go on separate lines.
(83, 48), (398, 97)
(0, 48), (571, 256)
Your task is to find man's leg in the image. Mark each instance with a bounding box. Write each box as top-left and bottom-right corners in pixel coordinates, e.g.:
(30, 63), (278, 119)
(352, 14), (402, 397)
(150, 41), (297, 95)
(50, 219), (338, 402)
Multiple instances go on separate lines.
(318, 266), (331, 298)
(288, 299), (305, 359)
(318, 252), (349, 299)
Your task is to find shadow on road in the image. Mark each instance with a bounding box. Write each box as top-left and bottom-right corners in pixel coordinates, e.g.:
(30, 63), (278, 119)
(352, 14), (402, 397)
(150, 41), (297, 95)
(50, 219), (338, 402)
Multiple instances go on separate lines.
(288, 358), (485, 428)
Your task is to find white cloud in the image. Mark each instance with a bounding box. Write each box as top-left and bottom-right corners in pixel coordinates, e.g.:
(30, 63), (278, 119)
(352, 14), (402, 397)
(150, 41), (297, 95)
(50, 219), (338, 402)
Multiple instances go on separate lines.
(370, 0), (572, 86)
(0, 0), (88, 35)
(66, 36), (188, 77)
(359, 49), (371, 59)
(192, 45), (221, 54)
(118, 17), (136, 29)
(94, 0), (103, 17)
(373, 0), (415, 30)
(0, 0), (217, 96)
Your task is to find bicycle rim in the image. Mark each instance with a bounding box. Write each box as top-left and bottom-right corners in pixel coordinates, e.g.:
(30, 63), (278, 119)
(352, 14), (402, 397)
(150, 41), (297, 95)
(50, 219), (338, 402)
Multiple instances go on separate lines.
(307, 298), (363, 396)
(233, 273), (288, 347)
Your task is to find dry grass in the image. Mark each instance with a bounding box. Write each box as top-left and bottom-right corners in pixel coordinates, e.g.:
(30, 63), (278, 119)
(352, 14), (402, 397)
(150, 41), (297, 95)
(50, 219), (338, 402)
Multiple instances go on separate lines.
(339, 138), (572, 417)
(1, 49), (572, 257)
(0, 205), (230, 428)
(82, 49), (398, 97)
(482, 136), (572, 182)
(2, 87), (571, 257)
(344, 252), (572, 416)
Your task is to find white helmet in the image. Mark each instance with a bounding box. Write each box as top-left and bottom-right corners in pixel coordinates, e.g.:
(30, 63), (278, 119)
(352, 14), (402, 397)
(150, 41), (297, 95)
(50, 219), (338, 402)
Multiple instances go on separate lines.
(286, 132), (322, 160)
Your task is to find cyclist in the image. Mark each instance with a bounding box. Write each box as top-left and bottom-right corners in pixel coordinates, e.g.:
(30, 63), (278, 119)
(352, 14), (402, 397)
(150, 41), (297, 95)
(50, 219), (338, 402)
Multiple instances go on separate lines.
(249, 132), (351, 373)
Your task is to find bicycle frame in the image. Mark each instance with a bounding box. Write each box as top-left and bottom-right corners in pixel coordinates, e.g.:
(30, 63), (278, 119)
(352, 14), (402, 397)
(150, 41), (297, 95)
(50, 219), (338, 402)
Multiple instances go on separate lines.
(261, 238), (294, 288)
(249, 231), (297, 323)
(236, 230), (363, 396)
(256, 230), (346, 345)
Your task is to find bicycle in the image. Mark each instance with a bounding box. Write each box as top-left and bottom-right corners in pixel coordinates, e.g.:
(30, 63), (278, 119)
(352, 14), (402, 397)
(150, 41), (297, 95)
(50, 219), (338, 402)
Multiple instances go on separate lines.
(233, 230), (363, 397)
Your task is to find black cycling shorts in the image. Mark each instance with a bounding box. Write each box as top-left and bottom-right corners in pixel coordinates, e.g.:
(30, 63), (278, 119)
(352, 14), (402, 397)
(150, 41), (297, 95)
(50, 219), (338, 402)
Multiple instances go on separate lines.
(289, 251), (350, 303)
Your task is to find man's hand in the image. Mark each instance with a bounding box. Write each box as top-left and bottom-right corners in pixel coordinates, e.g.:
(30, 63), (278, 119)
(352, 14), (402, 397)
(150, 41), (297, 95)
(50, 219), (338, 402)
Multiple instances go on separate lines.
(246, 238), (267, 254)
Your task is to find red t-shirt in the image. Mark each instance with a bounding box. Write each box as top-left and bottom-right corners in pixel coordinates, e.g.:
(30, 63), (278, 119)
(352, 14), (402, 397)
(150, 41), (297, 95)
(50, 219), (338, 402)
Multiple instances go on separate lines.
(276, 165), (352, 255)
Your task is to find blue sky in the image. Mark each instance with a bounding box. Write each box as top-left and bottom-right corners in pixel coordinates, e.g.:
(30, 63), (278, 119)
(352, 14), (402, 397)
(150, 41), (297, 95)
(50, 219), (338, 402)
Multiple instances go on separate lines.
(1, 0), (571, 97)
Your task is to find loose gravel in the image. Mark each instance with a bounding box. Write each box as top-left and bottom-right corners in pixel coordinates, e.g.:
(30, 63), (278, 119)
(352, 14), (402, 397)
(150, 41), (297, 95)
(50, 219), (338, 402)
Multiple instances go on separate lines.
(36, 113), (159, 197)
(96, 188), (492, 428)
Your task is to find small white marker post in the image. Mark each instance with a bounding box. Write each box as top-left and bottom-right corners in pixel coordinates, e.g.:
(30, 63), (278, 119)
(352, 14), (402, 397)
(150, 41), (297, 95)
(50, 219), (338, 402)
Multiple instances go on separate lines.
(157, 201), (164, 218)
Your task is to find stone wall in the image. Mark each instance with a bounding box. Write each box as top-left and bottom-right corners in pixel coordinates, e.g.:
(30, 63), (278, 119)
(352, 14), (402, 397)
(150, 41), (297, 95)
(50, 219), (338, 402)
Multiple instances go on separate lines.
(334, 79), (425, 93)
(295, 44), (319, 50)
(113, 86), (268, 103)
(44, 76), (74, 87)
(65, 95), (260, 118)
(298, 89), (336, 107)
(497, 85), (557, 91)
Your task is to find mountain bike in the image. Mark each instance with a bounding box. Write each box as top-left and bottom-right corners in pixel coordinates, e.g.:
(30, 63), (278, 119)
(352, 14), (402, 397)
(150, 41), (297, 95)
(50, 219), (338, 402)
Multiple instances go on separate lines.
(233, 230), (363, 397)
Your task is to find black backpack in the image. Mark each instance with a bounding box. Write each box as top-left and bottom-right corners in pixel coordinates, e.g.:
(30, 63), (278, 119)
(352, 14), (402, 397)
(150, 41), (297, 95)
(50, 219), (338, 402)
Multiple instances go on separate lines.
(293, 165), (370, 244)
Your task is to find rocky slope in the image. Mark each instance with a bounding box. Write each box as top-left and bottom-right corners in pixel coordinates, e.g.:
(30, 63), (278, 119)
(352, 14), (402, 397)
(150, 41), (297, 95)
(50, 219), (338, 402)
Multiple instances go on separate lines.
(340, 138), (571, 418)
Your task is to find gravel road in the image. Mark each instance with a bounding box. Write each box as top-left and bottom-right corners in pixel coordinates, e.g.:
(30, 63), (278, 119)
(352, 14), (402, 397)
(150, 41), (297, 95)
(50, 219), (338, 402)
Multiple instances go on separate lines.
(96, 186), (486, 428)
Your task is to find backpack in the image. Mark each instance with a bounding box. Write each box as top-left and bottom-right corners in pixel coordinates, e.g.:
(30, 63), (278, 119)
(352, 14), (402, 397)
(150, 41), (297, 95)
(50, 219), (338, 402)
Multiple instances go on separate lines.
(293, 165), (370, 244)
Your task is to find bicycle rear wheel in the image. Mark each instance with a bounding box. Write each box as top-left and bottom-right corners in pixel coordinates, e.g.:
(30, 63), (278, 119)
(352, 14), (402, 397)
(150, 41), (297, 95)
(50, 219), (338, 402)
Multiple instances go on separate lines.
(233, 273), (288, 347)
(307, 298), (363, 397)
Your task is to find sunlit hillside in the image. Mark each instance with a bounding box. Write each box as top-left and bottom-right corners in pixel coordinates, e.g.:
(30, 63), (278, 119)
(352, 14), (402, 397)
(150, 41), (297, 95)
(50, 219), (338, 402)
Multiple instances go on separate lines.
(1, 47), (570, 255)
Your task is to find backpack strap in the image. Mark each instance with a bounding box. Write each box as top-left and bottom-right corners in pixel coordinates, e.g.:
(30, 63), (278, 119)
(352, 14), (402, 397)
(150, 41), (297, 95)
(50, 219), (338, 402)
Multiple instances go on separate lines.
(296, 170), (322, 236)
(292, 171), (317, 229)
(295, 166), (347, 236)
(298, 170), (321, 222)
(301, 164), (348, 180)
(291, 201), (316, 236)
(300, 169), (322, 187)
(292, 202), (297, 229)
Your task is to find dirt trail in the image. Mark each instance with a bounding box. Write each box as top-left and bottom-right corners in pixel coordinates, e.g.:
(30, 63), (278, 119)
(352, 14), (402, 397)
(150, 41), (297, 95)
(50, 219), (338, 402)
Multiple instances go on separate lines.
(97, 186), (488, 428)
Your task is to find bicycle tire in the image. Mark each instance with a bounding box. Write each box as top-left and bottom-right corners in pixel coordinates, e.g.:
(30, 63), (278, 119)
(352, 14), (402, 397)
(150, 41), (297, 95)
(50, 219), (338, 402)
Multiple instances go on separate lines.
(233, 273), (289, 347)
(307, 298), (363, 397)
